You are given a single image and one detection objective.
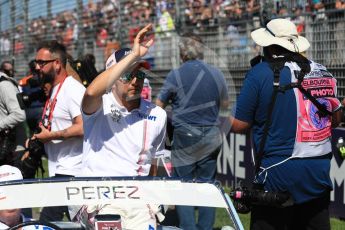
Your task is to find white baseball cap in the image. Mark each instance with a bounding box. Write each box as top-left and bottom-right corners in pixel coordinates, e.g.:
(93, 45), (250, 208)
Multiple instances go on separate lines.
(0, 165), (23, 181)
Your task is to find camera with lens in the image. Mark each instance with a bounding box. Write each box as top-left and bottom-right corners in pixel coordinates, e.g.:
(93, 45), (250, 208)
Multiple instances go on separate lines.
(27, 126), (45, 161)
(230, 185), (292, 214)
(20, 138), (45, 178)
(18, 127), (45, 179)
(16, 76), (46, 110)
(28, 138), (45, 161)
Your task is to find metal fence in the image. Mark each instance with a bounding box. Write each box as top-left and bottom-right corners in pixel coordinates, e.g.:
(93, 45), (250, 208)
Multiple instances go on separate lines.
(0, 0), (344, 103)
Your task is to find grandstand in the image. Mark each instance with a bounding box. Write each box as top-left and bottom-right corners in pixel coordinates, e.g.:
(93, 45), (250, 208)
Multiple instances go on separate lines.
(0, 0), (344, 104)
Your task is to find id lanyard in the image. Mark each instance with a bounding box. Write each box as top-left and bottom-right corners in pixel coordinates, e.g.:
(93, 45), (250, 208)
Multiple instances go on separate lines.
(40, 76), (67, 131)
(136, 108), (153, 176)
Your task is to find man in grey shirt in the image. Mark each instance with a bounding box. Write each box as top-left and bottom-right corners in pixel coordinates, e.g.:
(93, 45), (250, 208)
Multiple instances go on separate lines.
(0, 71), (26, 164)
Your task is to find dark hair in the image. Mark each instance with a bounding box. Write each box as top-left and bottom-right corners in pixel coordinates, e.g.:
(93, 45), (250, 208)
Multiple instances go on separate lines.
(0, 61), (14, 77)
(0, 61), (12, 70)
(76, 54), (98, 85)
(37, 40), (67, 68)
(179, 32), (204, 61)
(83, 53), (96, 66)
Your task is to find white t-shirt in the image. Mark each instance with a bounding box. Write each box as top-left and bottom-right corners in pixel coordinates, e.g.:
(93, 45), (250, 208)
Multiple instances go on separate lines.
(81, 91), (167, 176)
(44, 76), (85, 176)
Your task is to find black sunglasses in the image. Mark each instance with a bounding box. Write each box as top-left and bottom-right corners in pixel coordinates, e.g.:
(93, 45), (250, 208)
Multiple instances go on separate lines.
(120, 70), (147, 83)
(34, 59), (56, 68)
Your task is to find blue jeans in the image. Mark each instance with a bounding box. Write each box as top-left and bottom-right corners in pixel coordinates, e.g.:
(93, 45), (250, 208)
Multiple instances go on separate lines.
(172, 126), (221, 230)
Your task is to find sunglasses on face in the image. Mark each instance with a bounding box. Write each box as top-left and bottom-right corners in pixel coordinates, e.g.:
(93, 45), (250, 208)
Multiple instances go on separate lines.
(120, 70), (146, 83)
(34, 59), (56, 68)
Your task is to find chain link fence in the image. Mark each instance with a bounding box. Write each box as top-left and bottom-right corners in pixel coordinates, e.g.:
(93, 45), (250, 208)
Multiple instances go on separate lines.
(0, 0), (344, 103)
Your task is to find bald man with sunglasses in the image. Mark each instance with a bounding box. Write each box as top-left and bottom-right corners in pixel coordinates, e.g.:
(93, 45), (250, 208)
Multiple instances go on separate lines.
(31, 40), (86, 223)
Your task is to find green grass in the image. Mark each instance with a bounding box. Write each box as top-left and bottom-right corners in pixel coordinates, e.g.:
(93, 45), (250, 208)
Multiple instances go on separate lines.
(213, 208), (249, 229)
(36, 157), (49, 178)
(214, 206), (345, 230)
(32, 158), (49, 219)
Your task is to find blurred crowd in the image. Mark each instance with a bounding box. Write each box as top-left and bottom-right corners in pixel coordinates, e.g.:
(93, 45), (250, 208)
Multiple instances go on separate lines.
(184, 0), (345, 35)
(0, 0), (344, 58)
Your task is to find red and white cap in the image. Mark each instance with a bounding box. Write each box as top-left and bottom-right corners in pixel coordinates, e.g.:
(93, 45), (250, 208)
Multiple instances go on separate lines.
(105, 48), (151, 70)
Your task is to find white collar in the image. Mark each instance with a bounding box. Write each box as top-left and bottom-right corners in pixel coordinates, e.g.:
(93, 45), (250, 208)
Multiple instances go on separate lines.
(103, 91), (153, 117)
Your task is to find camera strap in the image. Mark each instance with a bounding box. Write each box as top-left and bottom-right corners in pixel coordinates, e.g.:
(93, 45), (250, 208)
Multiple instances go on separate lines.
(255, 61), (283, 174)
(136, 119), (149, 176)
(295, 80), (333, 117)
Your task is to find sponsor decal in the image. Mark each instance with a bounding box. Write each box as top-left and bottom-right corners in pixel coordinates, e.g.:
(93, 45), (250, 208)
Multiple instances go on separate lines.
(66, 185), (139, 200)
(308, 87), (335, 98)
(302, 77), (336, 98)
(0, 172), (14, 179)
(309, 98), (331, 129)
(302, 78), (332, 87)
(147, 115), (157, 121)
(106, 59), (114, 68)
(110, 104), (122, 122)
(95, 221), (121, 230)
(138, 113), (157, 121)
(300, 128), (330, 142)
(330, 157), (345, 205)
(320, 70), (333, 77)
(33, 225), (54, 230)
(305, 70), (323, 78)
(124, 50), (132, 56)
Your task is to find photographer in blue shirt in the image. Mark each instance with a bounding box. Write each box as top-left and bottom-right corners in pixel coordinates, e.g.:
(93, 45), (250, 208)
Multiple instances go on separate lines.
(231, 18), (342, 230)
